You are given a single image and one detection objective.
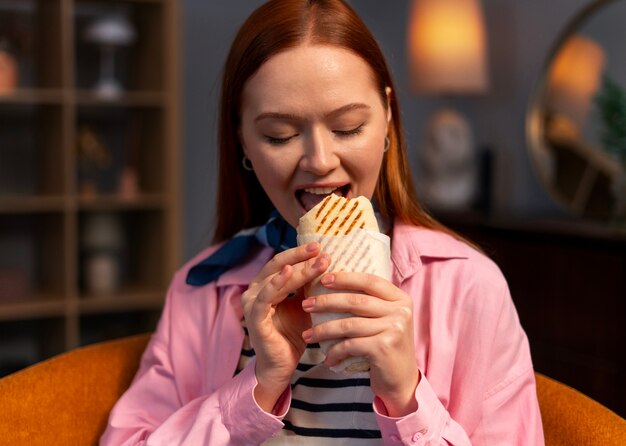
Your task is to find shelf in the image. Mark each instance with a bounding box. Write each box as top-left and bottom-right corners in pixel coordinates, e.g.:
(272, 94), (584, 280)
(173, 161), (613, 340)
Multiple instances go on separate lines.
(0, 89), (165, 106)
(78, 193), (165, 210)
(0, 297), (66, 321)
(0, 89), (66, 104)
(74, 0), (164, 4)
(0, 195), (166, 213)
(75, 90), (165, 107)
(0, 196), (68, 213)
(0, 90), (165, 106)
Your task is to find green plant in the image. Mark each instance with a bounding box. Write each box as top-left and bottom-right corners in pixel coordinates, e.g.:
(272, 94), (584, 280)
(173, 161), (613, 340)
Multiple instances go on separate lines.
(595, 73), (626, 164)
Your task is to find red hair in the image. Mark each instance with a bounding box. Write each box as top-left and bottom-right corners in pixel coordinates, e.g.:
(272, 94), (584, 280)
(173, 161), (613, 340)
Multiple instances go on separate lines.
(214, 0), (453, 242)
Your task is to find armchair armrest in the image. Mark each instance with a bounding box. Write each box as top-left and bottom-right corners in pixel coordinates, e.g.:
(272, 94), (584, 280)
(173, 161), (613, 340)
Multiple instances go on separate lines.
(0, 333), (151, 446)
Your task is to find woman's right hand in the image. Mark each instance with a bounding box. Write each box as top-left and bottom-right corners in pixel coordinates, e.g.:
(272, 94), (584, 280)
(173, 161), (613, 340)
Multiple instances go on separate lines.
(241, 242), (330, 412)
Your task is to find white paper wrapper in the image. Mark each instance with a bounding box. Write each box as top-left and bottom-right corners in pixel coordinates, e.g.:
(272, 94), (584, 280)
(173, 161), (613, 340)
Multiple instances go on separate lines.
(297, 229), (391, 374)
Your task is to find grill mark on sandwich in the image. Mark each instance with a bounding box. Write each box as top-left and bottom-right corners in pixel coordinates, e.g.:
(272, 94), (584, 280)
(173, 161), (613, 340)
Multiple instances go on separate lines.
(337, 200), (349, 215)
(362, 257), (373, 274)
(345, 210), (363, 234)
(314, 195), (332, 219)
(346, 233), (370, 271)
(330, 229), (366, 271)
(324, 238), (343, 272)
(335, 202), (358, 235)
(320, 237), (337, 270)
(300, 196), (386, 283)
(327, 217), (338, 233)
(317, 198), (341, 234)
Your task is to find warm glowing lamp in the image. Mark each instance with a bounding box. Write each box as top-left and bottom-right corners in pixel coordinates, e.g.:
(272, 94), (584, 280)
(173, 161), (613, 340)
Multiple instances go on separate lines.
(547, 34), (605, 131)
(408, 0), (489, 94)
(407, 0), (489, 211)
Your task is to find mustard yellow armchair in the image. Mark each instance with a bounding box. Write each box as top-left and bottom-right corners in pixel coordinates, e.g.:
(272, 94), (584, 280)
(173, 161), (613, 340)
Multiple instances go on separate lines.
(0, 333), (151, 446)
(0, 334), (624, 445)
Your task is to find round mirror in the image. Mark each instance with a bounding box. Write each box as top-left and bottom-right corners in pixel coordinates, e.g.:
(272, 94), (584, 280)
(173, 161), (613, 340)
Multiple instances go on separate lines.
(527, 0), (626, 222)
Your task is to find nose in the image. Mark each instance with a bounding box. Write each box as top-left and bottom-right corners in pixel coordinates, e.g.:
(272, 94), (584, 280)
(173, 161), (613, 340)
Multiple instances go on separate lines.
(299, 127), (340, 175)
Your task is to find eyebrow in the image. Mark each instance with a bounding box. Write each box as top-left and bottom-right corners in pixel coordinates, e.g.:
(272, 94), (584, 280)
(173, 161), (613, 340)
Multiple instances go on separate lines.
(254, 103), (371, 123)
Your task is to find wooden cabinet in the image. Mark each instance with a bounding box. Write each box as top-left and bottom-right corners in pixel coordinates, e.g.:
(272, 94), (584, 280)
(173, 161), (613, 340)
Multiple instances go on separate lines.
(0, 0), (180, 376)
(439, 212), (626, 417)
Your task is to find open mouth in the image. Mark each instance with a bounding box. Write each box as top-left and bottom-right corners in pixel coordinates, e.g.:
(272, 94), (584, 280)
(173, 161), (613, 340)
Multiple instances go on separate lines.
(296, 184), (351, 212)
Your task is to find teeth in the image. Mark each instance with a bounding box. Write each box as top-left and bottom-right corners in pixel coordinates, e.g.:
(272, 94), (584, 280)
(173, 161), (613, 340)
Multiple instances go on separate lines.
(304, 186), (338, 195)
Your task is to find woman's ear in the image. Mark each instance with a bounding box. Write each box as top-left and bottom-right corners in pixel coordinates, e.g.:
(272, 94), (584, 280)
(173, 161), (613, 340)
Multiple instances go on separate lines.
(385, 86), (393, 125)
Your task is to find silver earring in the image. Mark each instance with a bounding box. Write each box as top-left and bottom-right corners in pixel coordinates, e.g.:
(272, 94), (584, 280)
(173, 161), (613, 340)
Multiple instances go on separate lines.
(383, 136), (390, 153)
(242, 156), (254, 171)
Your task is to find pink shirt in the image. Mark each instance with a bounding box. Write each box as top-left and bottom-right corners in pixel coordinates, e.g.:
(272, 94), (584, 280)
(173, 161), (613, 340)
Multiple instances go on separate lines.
(101, 222), (544, 445)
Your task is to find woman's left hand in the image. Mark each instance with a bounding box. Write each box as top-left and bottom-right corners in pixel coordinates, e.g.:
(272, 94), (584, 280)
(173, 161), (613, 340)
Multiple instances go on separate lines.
(301, 271), (420, 417)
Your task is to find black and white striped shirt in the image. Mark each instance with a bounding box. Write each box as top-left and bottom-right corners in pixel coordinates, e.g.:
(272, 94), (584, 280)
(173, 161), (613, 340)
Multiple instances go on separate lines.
(235, 320), (382, 444)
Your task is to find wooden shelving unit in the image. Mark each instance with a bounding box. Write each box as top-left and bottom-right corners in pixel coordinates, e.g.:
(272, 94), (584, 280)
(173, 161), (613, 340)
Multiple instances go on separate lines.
(0, 0), (180, 376)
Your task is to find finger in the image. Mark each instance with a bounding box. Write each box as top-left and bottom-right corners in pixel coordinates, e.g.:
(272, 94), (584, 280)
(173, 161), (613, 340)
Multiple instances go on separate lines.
(248, 264), (294, 322)
(322, 332), (407, 369)
(302, 292), (388, 318)
(243, 263), (291, 314)
(323, 336), (375, 368)
(320, 271), (399, 301)
(255, 242), (321, 282)
(303, 316), (386, 344)
(256, 253), (330, 306)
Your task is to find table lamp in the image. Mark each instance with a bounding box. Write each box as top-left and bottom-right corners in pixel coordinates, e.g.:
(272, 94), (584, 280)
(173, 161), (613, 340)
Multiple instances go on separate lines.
(407, 0), (489, 211)
(84, 13), (136, 99)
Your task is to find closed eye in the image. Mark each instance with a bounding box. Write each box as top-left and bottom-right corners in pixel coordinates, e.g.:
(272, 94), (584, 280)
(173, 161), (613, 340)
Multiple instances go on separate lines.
(265, 134), (298, 145)
(333, 124), (364, 137)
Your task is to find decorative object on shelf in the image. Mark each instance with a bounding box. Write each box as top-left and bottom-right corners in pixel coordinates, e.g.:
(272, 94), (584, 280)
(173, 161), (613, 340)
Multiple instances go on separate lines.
(77, 125), (112, 198)
(0, 38), (18, 94)
(81, 212), (125, 296)
(118, 118), (142, 200)
(421, 109), (479, 211)
(118, 166), (139, 200)
(407, 0), (489, 211)
(84, 13), (136, 99)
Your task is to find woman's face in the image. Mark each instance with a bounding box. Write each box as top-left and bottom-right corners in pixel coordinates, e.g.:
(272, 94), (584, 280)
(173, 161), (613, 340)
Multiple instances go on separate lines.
(239, 44), (391, 228)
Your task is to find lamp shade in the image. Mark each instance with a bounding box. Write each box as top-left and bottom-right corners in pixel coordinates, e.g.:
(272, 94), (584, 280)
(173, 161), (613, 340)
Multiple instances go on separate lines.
(546, 34), (605, 129)
(408, 0), (489, 94)
(85, 14), (136, 46)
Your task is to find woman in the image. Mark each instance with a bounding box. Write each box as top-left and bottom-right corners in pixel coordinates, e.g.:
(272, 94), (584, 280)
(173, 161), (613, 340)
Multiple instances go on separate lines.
(101, 1), (544, 444)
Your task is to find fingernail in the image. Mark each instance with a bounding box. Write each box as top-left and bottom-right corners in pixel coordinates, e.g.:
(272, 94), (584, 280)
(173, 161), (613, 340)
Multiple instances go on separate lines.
(320, 273), (334, 286)
(306, 242), (319, 252)
(313, 255), (326, 269)
(302, 329), (313, 342)
(302, 297), (315, 310)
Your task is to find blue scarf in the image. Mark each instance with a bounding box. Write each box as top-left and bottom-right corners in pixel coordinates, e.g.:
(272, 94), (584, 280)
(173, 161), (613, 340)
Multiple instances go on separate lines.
(186, 211), (296, 286)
